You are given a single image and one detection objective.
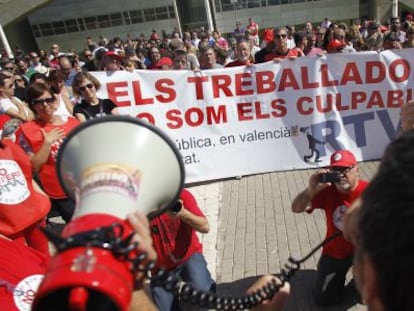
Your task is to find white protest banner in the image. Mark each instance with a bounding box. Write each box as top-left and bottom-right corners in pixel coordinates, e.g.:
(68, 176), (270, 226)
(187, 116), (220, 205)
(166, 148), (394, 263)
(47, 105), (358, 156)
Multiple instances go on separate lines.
(93, 48), (413, 183)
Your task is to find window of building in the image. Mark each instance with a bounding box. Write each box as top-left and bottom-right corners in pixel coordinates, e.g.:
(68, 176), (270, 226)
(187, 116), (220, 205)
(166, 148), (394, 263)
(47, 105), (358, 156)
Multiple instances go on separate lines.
(268, 0), (281, 4)
(110, 13), (123, 27)
(32, 24), (41, 38)
(123, 12), (131, 24)
(97, 15), (111, 28)
(168, 5), (175, 18)
(84, 16), (97, 30)
(77, 18), (85, 31)
(52, 21), (66, 35)
(65, 19), (79, 33)
(144, 8), (156, 22)
(155, 7), (169, 20)
(129, 10), (143, 24)
(39, 23), (53, 36)
(214, 0), (222, 12)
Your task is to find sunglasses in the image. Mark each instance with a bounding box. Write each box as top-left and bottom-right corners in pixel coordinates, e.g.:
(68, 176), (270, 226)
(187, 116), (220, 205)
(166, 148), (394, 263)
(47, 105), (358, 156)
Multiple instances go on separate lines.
(32, 97), (55, 106)
(331, 165), (355, 175)
(275, 34), (287, 39)
(78, 83), (94, 92)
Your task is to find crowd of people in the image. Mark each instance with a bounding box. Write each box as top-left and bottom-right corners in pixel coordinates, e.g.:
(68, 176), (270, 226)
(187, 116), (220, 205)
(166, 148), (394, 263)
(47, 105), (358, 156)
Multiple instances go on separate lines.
(0, 13), (414, 311)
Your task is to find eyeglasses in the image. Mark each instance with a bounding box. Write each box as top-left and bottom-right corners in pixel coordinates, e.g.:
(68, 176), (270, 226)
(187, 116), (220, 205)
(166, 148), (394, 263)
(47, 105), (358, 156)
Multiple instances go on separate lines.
(3, 67), (14, 72)
(78, 83), (94, 92)
(275, 34), (287, 39)
(331, 165), (355, 175)
(32, 97), (55, 106)
(174, 59), (187, 65)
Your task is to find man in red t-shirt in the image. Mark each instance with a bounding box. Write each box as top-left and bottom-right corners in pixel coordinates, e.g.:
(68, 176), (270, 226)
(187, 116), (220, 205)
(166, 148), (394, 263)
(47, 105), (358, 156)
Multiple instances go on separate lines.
(264, 27), (299, 62)
(291, 150), (368, 306)
(149, 189), (215, 311)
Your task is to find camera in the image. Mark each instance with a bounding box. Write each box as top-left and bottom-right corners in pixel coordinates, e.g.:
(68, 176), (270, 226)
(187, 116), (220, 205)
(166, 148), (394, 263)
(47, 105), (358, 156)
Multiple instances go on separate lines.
(170, 201), (183, 214)
(319, 172), (341, 183)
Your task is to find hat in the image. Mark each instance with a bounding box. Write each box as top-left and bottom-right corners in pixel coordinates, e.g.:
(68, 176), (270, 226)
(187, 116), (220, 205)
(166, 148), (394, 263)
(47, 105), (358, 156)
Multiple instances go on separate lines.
(407, 14), (413, 21)
(330, 150), (357, 167)
(263, 28), (274, 43)
(104, 50), (122, 60)
(158, 57), (172, 66)
(327, 39), (346, 51)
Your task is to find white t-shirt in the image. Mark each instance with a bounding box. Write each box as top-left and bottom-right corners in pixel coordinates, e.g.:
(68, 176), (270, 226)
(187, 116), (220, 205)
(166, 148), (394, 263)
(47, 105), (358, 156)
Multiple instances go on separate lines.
(54, 94), (73, 118)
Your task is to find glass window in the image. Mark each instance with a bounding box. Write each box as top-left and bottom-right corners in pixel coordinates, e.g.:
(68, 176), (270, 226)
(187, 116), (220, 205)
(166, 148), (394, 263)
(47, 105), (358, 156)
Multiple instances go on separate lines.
(214, 0), (222, 12)
(168, 5), (175, 18)
(130, 10), (143, 24)
(269, 0), (280, 4)
(144, 8), (156, 22)
(221, 0), (234, 11)
(32, 25), (41, 37)
(110, 13), (123, 27)
(261, 0), (267, 6)
(39, 23), (54, 36)
(65, 19), (79, 33)
(52, 21), (66, 35)
(84, 16), (97, 30)
(97, 15), (111, 28)
(123, 11), (131, 25)
(248, 0), (261, 8)
(155, 7), (169, 20)
(77, 18), (85, 31)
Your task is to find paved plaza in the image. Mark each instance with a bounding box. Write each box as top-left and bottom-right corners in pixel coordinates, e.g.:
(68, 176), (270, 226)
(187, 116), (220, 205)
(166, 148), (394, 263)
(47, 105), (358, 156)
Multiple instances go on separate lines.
(190, 160), (380, 311)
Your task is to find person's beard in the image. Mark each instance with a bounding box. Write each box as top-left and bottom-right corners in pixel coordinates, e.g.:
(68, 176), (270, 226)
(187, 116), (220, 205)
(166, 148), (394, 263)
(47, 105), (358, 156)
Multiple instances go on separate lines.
(335, 179), (351, 191)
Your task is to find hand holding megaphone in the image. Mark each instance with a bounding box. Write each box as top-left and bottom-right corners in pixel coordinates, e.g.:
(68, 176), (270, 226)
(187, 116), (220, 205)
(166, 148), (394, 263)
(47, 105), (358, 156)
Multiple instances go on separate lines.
(33, 116), (184, 310)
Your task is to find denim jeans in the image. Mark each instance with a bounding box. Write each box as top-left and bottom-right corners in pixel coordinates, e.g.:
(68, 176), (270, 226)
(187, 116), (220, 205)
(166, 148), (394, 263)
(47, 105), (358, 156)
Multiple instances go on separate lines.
(150, 252), (216, 311)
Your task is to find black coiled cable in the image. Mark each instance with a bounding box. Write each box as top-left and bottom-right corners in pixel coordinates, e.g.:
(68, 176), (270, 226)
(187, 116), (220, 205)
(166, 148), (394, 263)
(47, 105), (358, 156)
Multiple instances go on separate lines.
(45, 223), (341, 310)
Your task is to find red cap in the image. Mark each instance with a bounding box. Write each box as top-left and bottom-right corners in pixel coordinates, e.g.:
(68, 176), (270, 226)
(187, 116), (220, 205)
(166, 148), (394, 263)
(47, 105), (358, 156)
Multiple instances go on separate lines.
(407, 14), (413, 20)
(158, 57), (172, 66)
(104, 51), (122, 60)
(330, 150), (357, 167)
(263, 29), (274, 43)
(327, 39), (346, 51)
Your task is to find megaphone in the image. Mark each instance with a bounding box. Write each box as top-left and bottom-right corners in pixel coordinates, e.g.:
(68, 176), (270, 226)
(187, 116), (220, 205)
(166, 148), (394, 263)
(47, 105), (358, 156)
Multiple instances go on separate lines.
(32, 116), (184, 310)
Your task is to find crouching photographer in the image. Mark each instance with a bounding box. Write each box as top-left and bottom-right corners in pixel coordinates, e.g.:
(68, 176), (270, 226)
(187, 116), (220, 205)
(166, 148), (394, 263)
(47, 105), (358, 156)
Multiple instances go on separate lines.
(291, 150), (368, 306)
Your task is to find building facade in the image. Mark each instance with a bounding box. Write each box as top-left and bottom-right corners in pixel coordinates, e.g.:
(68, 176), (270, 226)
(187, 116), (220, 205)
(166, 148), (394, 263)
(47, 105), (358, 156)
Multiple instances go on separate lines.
(2, 0), (414, 53)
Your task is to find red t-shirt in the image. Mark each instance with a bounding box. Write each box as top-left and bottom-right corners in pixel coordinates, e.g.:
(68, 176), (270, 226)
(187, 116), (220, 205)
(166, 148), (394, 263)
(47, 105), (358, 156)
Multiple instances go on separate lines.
(309, 180), (369, 259)
(0, 140), (50, 236)
(150, 189), (204, 271)
(264, 49), (300, 62)
(225, 59), (251, 67)
(17, 118), (79, 198)
(0, 237), (47, 311)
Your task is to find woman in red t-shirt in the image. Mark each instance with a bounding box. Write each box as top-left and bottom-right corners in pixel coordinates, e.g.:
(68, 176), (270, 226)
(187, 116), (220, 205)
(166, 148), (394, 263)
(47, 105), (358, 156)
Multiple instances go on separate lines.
(17, 83), (80, 224)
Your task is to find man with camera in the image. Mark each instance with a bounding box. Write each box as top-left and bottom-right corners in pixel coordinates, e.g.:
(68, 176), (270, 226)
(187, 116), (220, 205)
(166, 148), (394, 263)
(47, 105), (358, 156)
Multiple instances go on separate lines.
(291, 149), (368, 306)
(149, 188), (215, 311)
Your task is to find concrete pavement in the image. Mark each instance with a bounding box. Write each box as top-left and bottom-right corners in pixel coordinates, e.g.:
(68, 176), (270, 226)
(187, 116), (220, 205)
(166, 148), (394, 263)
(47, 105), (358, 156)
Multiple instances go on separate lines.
(189, 160), (380, 311)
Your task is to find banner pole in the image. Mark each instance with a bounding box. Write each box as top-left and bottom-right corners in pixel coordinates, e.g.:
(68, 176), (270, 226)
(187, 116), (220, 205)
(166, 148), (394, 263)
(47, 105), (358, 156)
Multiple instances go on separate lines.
(0, 25), (14, 59)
